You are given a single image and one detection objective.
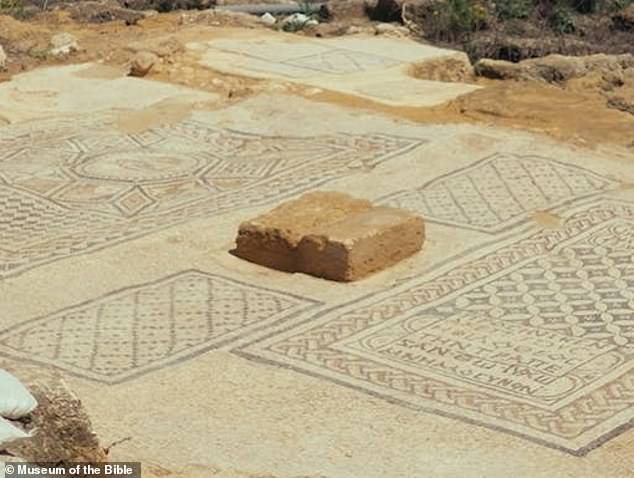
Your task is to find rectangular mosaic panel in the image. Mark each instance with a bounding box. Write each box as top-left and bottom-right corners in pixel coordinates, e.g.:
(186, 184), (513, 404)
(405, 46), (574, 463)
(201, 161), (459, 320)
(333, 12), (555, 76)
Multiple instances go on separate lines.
(237, 200), (634, 454)
(0, 116), (423, 277)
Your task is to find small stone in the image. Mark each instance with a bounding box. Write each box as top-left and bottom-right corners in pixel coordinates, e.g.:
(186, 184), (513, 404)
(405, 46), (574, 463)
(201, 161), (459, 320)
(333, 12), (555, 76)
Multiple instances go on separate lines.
(259, 12), (276, 25)
(0, 45), (6, 70)
(374, 22), (409, 37)
(129, 51), (159, 77)
(49, 33), (79, 56)
(281, 13), (310, 31)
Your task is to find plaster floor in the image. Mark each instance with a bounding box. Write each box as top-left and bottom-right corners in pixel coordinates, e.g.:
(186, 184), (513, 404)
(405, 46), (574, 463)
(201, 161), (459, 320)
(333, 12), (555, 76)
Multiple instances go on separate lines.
(188, 32), (480, 107)
(1, 36), (634, 478)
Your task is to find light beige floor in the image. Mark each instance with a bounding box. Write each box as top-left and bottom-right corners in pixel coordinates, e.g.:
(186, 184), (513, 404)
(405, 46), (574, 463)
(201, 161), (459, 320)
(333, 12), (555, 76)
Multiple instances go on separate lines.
(1, 48), (634, 478)
(188, 31), (480, 107)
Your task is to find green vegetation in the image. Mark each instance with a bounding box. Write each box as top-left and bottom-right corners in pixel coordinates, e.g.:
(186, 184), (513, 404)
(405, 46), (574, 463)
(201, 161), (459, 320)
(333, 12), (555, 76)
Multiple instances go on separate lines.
(0, 0), (34, 19)
(549, 3), (577, 33)
(496, 0), (532, 20)
(424, 0), (488, 42)
(423, 0), (633, 42)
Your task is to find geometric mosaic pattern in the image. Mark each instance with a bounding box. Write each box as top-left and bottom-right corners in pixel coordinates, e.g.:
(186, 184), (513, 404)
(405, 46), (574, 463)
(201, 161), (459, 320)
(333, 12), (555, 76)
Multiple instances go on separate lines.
(0, 270), (321, 384)
(378, 154), (619, 233)
(209, 40), (401, 79)
(0, 116), (423, 278)
(237, 200), (634, 454)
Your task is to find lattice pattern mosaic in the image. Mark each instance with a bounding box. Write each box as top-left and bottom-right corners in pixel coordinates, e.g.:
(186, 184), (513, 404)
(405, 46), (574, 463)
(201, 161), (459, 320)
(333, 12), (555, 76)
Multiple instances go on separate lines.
(0, 116), (423, 277)
(237, 200), (634, 454)
(0, 270), (320, 383)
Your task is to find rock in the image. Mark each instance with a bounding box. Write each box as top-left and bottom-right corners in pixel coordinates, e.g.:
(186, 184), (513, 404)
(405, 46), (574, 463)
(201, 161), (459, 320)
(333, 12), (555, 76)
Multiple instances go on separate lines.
(409, 52), (474, 82)
(321, 0), (369, 21)
(0, 45), (6, 70)
(1, 365), (106, 464)
(129, 51), (159, 77)
(475, 54), (634, 83)
(607, 96), (634, 115)
(234, 192), (425, 281)
(280, 13), (311, 31)
(49, 33), (79, 57)
(259, 12), (276, 25)
(236, 192), (372, 273)
(127, 37), (184, 58)
(302, 21), (350, 37)
(613, 4), (634, 31)
(374, 22), (409, 37)
(297, 207), (424, 281)
(474, 58), (523, 80)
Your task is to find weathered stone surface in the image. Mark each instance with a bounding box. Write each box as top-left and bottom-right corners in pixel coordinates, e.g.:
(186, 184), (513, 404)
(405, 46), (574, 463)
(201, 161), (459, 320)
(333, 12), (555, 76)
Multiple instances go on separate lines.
(321, 0), (370, 21)
(475, 53), (634, 83)
(409, 52), (474, 82)
(235, 192), (372, 273)
(298, 207), (424, 281)
(0, 45), (6, 70)
(129, 51), (159, 77)
(49, 33), (79, 56)
(2, 365), (107, 465)
(235, 192), (424, 280)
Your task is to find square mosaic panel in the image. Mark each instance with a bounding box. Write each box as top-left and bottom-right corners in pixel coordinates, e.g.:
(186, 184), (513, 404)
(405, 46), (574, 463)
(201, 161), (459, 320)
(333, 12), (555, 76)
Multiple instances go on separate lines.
(207, 39), (401, 79)
(0, 116), (423, 278)
(237, 200), (634, 454)
(378, 153), (620, 233)
(0, 270), (321, 384)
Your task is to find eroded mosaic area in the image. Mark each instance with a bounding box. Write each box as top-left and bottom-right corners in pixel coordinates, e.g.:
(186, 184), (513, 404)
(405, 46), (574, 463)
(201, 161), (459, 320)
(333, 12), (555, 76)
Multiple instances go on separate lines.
(206, 39), (401, 79)
(379, 154), (619, 233)
(0, 270), (320, 383)
(0, 116), (423, 277)
(237, 200), (634, 453)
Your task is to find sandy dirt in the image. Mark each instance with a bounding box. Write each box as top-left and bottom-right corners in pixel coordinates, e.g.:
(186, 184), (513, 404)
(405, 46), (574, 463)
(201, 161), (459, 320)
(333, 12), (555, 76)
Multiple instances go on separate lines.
(1, 10), (633, 152)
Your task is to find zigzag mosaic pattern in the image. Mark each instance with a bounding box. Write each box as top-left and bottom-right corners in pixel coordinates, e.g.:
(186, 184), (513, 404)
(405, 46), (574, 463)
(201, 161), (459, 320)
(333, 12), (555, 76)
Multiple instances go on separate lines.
(0, 116), (423, 277)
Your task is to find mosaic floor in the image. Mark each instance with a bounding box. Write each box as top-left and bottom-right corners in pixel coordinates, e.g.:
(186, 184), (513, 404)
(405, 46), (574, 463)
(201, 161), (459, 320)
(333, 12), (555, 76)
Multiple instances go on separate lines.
(188, 33), (480, 107)
(2, 37), (634, 478)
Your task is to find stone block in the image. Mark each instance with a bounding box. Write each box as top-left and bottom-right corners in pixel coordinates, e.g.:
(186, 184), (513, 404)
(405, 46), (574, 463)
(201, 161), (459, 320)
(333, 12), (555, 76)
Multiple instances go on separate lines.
(234, 192), (424, 281)
(235, 191), (372, 272)
(298, 207), (424, 281)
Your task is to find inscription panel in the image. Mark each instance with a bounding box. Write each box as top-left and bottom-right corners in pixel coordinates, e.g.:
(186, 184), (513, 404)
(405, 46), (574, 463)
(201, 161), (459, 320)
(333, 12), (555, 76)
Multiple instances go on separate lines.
(340, 313), (619, 407)
(238, 201), (634, 453)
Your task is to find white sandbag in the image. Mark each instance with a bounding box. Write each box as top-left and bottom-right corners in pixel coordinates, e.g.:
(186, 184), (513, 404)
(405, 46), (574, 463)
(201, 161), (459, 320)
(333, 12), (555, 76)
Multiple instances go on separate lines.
(0, 416), (29, 447)
(0, 370), (37, 419)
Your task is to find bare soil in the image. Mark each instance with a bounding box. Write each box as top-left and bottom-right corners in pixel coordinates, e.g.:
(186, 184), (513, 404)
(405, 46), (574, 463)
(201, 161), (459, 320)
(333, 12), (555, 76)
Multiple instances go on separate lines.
(1, 9), (633, 152)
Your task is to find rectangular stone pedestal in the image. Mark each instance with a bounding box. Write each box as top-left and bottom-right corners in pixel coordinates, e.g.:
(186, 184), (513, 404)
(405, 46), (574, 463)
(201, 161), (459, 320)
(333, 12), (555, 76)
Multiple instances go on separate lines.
(234, 192), (424, 281)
